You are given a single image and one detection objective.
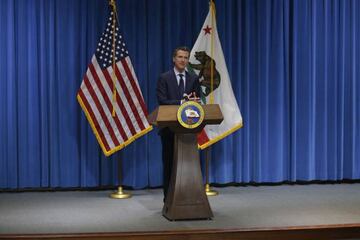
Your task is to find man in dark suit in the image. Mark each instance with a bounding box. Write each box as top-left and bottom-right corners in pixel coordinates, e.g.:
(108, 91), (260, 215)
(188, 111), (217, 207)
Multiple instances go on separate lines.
(156, 46), (200, 200)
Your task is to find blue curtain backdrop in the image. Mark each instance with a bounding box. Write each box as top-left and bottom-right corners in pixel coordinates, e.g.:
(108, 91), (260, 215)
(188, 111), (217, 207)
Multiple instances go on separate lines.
(0, 0), (359, 189)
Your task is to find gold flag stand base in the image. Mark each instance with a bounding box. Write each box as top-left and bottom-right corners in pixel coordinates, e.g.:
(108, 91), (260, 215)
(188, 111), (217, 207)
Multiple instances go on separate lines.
(205, 183), (218, 196)
(110, 186), (131, 199)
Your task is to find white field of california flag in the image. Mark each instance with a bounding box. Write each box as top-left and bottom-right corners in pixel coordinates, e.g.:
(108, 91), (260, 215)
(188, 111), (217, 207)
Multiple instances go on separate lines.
(189, 2), (243, 149)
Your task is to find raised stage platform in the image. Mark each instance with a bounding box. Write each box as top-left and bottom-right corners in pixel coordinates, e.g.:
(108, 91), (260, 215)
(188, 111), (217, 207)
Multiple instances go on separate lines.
(0, 184), (359, 239)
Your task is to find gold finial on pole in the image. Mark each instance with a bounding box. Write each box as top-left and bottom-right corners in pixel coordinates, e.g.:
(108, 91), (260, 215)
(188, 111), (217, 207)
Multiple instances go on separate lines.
(109, 0), (116, 8)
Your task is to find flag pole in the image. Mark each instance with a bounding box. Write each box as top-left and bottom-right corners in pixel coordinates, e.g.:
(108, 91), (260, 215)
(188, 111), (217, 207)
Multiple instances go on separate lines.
(107, 0), (130, 199)
(109, 0), (118, 117)
(205, 147), (218, 196)
(205, 0), (218, 197)
(110, 152), (132, 199)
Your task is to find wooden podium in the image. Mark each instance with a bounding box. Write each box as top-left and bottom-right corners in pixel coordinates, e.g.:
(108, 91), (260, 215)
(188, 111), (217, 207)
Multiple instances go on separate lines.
(148, 104), (223, 220)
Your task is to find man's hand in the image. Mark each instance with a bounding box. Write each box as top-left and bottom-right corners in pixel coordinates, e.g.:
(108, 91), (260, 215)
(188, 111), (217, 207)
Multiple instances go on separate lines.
(183, 92), (200, 103)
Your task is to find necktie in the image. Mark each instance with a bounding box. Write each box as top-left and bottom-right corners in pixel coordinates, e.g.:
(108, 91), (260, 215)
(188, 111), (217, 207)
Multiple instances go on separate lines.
(178, 74), (184, 97)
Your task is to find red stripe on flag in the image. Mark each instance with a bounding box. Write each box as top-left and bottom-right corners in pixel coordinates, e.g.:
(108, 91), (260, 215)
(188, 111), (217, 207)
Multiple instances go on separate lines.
(88, 64), (128, 142)
(114, 65), (145, 130)
(83, 75), (120, 147)
(197, 129), (210, 146)
(101, 67), (137, 136)
(78, 89), (110, 151)
(121, 59), (148, 116)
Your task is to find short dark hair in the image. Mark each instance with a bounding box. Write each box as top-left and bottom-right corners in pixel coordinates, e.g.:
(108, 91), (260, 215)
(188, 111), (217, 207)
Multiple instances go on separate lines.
(172, 46), (190, 58)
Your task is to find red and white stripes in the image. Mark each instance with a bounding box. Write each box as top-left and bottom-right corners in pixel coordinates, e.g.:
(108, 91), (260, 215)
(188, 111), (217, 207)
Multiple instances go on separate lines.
(77, 55), (151, 156)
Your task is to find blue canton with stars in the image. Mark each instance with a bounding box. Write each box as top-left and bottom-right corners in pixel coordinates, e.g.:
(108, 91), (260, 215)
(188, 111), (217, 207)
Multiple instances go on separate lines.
(95, 11), (129, 69)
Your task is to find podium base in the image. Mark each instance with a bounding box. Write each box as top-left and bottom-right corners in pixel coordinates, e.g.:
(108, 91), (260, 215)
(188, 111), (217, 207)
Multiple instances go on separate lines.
(162, 133), (213, 220)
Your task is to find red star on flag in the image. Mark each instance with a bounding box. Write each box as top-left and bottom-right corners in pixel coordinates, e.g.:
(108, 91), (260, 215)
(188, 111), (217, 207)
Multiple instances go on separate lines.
(203, 25), (212, 35)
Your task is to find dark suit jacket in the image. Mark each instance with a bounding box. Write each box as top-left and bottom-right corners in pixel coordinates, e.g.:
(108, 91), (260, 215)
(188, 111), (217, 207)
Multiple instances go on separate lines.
(156, 69), (200, 105)
(156, 69), (200, 196)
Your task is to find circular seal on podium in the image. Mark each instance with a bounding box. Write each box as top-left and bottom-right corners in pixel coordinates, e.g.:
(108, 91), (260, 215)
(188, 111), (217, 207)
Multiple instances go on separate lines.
(177, 101), (204, 129)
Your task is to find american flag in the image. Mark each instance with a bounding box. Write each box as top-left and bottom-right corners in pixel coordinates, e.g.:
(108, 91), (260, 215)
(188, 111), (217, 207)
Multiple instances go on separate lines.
(77, 6), (152, 156)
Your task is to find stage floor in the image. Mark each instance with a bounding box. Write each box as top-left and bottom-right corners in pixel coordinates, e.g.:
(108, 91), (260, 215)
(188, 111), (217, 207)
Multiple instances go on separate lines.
(0, 184), (359, 236)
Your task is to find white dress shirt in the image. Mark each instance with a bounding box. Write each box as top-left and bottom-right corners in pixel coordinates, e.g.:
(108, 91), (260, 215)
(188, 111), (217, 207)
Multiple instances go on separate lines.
(174, 68), (186, 89)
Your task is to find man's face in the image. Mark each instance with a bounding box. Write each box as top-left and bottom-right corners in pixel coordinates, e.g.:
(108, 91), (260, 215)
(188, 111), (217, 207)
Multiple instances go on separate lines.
(173, 50), (189, 72)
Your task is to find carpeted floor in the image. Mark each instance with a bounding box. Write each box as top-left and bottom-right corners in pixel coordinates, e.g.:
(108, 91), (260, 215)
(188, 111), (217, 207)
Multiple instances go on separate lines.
(0, 184), (359, 234)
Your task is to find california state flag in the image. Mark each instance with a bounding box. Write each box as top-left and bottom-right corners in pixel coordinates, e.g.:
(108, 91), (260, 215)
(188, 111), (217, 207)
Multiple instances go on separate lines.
(188, 2), (243, 149)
